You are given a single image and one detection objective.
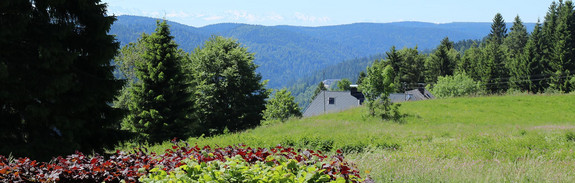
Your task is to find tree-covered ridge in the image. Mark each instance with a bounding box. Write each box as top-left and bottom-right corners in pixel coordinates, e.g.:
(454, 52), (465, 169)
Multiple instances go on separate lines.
(111, 15), (535, 88)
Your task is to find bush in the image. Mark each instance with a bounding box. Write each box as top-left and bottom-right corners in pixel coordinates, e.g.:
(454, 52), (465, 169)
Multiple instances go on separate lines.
(428, 72), (484, 98)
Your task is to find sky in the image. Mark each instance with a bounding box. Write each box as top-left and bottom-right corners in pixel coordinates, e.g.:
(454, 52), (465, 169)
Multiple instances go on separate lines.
(102, 0), (557, 27)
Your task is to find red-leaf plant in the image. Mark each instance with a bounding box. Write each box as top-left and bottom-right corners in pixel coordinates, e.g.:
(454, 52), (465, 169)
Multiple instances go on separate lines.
(0, 142), (362, 182)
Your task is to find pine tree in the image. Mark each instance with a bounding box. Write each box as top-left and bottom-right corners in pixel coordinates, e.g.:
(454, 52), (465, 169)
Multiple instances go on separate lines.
(425, 37), (459, 83)
(458, 42), (482, 81)
(519, 21), (549, 93)
(505, 15), (530, 90)
(385, 46), (403, 91)
(123, 20), (194, 143)
(398, 47), (426, 87)
(480, 41), (509, 93)
(0, 0), (124, 160)
(488, 13), (508, 45)
(549, 1), (575, 92)
(479, 13), (509, 93)
(504, 15), (529, 59)
(191, 36), (269, 135)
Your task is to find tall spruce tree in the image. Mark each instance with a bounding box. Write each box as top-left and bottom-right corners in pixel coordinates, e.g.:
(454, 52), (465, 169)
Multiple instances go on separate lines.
(505, 15), (530, 90)
(0, 0), (124, 160)
(504, 16), (529, 59)
(123, 20), (194, 143)
(549, 1), (575, 92)
(480, 13), (509, 93)
(191, 36), (269, 135)
(488, 13), (508, 45)
(519, 21), (549, 92)
(458, 42), (483, 81)
(425, 37), (459, 83)
(398, 47), (426, 87)
(385, 46), (403, 91)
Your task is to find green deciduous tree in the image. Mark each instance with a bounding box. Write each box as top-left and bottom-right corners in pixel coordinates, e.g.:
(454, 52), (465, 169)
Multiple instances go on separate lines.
(336, 78), (352, 91)
(428, 73), (484, 98)
(113, 38), (147, 109)
(0, 0), (125, 160)
(263, 89), (302, 122)
(123, 20), (195, 143)
(360, 60), (401, 120)
(191, 36), (269, 135)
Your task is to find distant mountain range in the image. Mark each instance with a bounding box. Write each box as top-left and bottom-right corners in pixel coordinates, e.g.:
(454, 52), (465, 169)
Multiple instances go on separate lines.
(110, 15), (535, 89)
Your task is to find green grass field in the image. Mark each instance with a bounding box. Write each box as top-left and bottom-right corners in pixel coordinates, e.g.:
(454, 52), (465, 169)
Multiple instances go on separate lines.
(126, 94), (575, 182)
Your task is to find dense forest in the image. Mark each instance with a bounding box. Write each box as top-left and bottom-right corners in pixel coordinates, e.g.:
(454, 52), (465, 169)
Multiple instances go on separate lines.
(356, 0), (575, 99)
(111, 16), (534, 88)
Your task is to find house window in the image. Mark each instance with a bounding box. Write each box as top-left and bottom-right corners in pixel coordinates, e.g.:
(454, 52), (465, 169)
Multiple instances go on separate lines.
(328, 97), (335, 104)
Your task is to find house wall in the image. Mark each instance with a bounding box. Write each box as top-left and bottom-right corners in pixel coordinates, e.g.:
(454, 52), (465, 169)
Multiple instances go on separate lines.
(303, 91), (361, 117)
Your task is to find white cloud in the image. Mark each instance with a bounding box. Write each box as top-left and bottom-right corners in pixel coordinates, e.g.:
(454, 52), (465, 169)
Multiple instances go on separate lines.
(294, 12), (330, 23)
(165, 11), (191, 18)
(227, 10), (259, 22)
(204, 16), (225, 21)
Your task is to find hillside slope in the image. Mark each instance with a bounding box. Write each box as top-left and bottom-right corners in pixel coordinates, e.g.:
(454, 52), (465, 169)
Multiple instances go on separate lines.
(138, 94), (575, 182)
(110, 15), (535, 88)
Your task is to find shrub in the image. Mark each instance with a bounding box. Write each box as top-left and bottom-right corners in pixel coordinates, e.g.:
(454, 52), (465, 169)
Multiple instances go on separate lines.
(428, 72), (484, 98)
(0, 143), (363, 182)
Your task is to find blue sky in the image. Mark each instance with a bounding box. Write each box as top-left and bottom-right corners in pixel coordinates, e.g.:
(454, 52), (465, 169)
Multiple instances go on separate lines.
(102, 0), (557, 27)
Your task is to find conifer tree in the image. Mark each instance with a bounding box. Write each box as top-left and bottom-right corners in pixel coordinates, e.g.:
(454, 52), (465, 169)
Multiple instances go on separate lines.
(480, 13), (509, 93)
(504, 16), (529, 59)
(385, 46), (403, 91)
(505, 15), (530, 90)
(488, 13), (508, 45)
(519, 22), (549, 92)
(458, 42), (482, 81)
(0, 0), (124, 160)
(123, 20), (194, 143)
(425, 37), (459, 83)
(549, 1), (575, 92)
(399, 47), (426, 87)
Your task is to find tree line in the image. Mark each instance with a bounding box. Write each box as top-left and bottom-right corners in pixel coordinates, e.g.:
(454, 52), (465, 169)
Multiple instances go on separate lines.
(359, 1), (575, 96)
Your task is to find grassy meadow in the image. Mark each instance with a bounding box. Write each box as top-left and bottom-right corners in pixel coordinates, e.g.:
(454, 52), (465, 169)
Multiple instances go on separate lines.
(124, 94), (575, 182)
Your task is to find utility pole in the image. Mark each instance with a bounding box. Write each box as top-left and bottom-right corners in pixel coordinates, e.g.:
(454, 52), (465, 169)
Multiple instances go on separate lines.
(323, 71), (326, 114)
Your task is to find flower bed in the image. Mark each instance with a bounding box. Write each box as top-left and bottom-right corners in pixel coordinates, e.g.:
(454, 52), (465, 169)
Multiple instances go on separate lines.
(0, 143), (363, 182)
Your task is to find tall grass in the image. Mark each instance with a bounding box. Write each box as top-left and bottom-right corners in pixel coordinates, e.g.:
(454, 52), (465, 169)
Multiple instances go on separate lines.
(120, 94), (575, 182)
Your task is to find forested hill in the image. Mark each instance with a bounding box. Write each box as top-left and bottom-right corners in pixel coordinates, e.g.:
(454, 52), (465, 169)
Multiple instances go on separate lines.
(110, 15), (534, 88)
